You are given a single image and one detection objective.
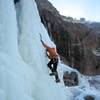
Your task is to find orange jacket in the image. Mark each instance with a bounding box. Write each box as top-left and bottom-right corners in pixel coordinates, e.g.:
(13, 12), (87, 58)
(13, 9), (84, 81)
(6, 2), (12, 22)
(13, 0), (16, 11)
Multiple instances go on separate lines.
(42, 41), (58, 59)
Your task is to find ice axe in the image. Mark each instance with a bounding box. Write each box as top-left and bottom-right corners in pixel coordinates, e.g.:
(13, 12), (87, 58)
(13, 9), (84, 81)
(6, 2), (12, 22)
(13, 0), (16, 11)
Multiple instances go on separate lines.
(39, 33), (43, 43)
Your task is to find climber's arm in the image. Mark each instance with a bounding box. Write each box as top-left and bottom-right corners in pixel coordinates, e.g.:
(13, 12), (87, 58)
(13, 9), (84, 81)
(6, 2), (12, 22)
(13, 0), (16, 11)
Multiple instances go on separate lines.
(41, 40), (49, 49)
(46, 50), (51, 59)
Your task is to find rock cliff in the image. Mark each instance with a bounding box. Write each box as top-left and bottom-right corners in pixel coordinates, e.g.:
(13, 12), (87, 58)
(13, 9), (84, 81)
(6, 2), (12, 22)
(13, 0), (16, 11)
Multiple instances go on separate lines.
(35, 0), (100, 75)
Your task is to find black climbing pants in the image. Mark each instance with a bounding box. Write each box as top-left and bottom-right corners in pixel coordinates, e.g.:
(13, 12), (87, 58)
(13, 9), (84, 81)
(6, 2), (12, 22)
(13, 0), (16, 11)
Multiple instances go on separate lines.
(47, 58), (58, 72)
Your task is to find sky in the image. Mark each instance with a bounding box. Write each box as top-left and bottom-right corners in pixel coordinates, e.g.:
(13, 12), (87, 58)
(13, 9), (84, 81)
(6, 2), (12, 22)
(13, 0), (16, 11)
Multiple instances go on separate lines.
(48, 0), (100, 22)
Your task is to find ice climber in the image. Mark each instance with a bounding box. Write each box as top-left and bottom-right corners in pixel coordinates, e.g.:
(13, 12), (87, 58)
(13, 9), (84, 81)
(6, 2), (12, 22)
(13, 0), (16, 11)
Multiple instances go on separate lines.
(41, 38), (60, 83)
